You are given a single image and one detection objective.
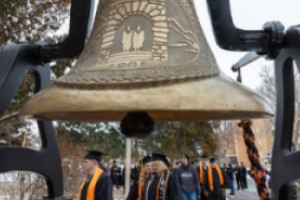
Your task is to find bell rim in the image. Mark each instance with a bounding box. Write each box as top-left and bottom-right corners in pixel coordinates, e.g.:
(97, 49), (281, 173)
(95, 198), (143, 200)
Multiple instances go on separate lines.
(21, 73), (273, 121)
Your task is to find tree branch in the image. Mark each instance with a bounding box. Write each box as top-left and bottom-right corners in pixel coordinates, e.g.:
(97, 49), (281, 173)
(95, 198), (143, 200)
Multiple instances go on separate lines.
(0, 112), (19, 124)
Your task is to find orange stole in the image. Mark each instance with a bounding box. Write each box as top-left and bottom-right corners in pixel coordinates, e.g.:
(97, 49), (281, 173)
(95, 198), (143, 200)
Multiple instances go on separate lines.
(138, 180), (143, 200)
(155, 170), (170, 200)
(137, 170), (143, 200)
(78, 168), (104, 200)
(199, 165), (204, 184)
(208, 164), (224, 191)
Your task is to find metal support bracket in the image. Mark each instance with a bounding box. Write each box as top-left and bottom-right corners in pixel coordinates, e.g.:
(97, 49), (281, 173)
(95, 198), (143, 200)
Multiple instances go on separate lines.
(36, 0), (93, 63)
(0, 43), (65, 199)
(271, 27), (300, 199)
(0, 0), (95, 198)
(206, 0), (284, 58)
(206, 1), (300, 199)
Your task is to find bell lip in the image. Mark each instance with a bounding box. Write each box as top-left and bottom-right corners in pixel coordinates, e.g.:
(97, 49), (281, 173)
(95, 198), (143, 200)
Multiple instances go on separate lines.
(21, 73), (273, 122)
(22, 111), (273, 122)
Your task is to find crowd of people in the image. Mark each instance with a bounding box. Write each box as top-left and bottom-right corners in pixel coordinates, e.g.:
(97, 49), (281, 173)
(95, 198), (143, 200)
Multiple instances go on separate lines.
(77, 150), (251, 200)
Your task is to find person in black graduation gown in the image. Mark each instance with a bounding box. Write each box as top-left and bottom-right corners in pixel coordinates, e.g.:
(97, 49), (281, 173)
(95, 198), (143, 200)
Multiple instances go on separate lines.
(198, 156), (208, 200)
(145, 153), (182, 200)
(202, 158), (227, 200)
(126, 155), (153, 200)
(239, 162), (248, 189)
(77, 151), (113, 200)
(131, 162), (141, 183)
(110, 160), (121, 189)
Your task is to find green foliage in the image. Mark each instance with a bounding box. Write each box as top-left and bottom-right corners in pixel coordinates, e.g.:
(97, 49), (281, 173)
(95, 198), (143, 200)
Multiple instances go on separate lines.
(57, 122), (126, 160)
(57, 120), (219, 161)
(2, 73), (35, 116)
(0, 0), (70, 45)
(139, 121), (219, 160)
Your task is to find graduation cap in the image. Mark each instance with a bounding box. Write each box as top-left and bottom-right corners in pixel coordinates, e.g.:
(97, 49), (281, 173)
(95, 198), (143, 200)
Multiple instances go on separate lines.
(152, 153), (171, 167)
(142, 155), (152, 165)
(84, 150), (104, 162)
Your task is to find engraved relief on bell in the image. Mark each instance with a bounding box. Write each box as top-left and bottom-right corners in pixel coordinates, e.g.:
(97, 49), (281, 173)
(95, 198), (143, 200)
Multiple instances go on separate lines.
(72, 0), (214, 82)
(120, 25), (147, 53)
(110, 15), (153, 62)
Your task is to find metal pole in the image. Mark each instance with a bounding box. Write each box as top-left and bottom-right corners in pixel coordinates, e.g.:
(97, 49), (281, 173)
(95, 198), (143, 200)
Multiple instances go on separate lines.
(125, 138), (132, 196)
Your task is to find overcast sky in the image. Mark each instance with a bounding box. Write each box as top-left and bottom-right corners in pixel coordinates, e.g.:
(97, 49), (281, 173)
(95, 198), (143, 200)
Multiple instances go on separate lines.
(195, 0), (300, 90)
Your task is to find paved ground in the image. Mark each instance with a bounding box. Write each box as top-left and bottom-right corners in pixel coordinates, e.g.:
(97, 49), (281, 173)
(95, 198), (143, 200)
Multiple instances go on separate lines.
(113, 176), (260, 200)
(226, 176), (259, 200)
(113, 187), (126, 200)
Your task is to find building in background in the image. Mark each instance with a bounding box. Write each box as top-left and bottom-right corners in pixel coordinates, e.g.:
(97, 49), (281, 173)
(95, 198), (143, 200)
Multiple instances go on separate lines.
(219, 119), (273, 168)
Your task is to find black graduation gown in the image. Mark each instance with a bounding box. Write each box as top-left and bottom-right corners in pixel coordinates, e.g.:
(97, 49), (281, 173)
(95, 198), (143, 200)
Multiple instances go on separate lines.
(80, 173), (113, 200)
(146, 170), (182, 200)
(126, 179), (138, 200)
(197, 166), (208, 200)
(202, 168), (226, 200)
(240, 166), (248, 189)
(126, 174), (153, 200)
(131, 167), (141, 182)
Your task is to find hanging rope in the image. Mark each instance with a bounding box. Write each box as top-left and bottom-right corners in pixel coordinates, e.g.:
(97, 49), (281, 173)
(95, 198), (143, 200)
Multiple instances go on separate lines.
(238, 119), (270, 200)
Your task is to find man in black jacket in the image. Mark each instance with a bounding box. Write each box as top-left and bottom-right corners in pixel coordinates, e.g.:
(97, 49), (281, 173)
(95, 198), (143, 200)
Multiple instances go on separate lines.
(239, 162), (248, 189)
(110, 160), (121, 189)
(225, 164), (235, 195)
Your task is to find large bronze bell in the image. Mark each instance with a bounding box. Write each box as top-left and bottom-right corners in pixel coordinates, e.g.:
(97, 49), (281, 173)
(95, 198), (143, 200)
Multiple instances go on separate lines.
(21, 0), (272, 122)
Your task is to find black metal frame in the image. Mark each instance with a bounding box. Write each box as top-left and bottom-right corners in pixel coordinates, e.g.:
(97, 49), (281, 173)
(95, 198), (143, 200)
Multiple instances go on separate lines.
(36, 0), (93, 63)
(206, 0), (285, 58)
(0, 0), (93, 198)
(272, 27), (300, 199)
(0, 43), (63, 199)
(206, 0), (300, 199)
(0, 0), (299, 199)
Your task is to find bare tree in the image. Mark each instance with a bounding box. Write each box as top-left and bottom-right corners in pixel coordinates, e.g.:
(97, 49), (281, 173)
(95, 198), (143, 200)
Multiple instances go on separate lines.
(212, 121), (230, 164)
(258, 65), (276, 112)
(257, 64), (276, 160)
(258, 63), (300, 151)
